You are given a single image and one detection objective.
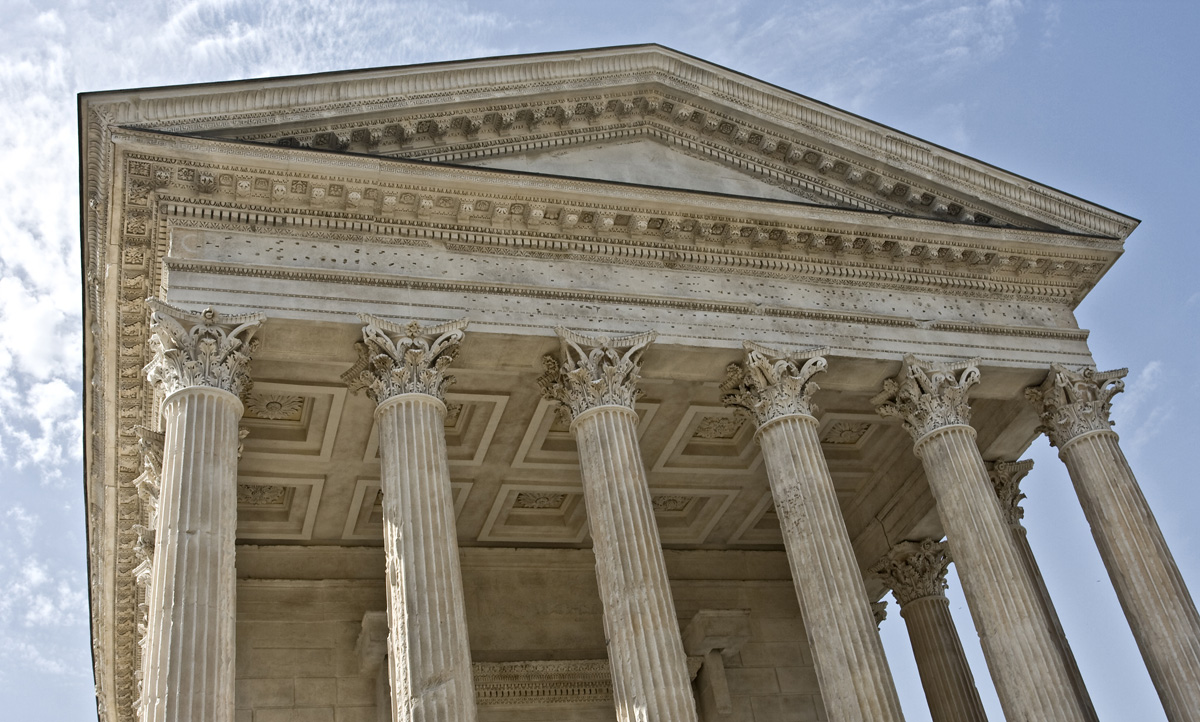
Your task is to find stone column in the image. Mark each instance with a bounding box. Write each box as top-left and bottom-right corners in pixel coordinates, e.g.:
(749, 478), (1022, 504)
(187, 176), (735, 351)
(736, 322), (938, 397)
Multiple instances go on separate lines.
(723, 342), (905, 722)
(871, 539), (988, 722)
(347, 314), (477, 722)
(140, 299), (264, 722)
(1029, 365), (1200, 721)
(873, 355), (1090, 722)
(539, 327), (698, 722)
(988, 459), (1098, 721)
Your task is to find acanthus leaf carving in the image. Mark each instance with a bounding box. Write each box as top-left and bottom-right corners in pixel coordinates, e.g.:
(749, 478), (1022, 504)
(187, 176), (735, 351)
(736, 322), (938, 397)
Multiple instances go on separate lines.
(721, 341), (828, 427)
(872, 354), (980, 441)
(1026, 364), (1127, 448)
(538, 327), (655, 421)
(143, 298), (265, 397)
(988, 459), (1035, 530)
(343, 313), (468, 403)
(870, 538), (952, 607)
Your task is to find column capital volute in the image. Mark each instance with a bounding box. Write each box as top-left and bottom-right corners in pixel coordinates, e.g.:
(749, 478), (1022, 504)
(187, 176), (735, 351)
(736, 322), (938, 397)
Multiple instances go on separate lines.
(538, 327), (655, 422)
(872, 355), (980, 442)
(870, 538), (952, 607)
(1025, 364), (1126, 448)
(143, 298), (265, 398)
(721, 341), (828, 428)
(343, 314), (468, 404)
(988, 458), (1035, 530)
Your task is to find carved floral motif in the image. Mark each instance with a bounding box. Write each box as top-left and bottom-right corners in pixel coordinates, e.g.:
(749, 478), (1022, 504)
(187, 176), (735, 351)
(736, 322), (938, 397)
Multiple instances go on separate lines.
(538, 327), (655, 421)
(651, 495), (693, 513)
(821, 420), (872, 445)
(873, 355), (980, 441)
(870, 539), (952, 607)
(236, 484), (288, 506)
(988, 459), (1035, 529)
(245, 393), (305, 421)
(1026, 364), (1127, 448)
(722, 341), (828, 427)
(143, 299), (265, 397)
(342, 314), (468, 403)
(692, 415), (743, 440)
(513, 492), (568, 510)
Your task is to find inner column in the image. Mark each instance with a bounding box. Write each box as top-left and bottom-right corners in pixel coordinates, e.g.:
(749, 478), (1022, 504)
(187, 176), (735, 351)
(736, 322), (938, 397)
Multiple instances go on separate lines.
(539, 327), (698, 722)
(723, 342), (905, 722)
(347, 314), (477, 722)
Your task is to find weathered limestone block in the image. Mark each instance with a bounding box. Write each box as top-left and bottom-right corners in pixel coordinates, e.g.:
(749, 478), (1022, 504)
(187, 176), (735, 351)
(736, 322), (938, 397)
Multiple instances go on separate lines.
(348, 314), (477, 722)
(540, 327), (699, 722)
(871, 539), (988, 722)
(140, 299), (264, 722)
(1029, 365), (1200, 722)
(874, 356), (1091, 722)
(724, 342), (905, 722)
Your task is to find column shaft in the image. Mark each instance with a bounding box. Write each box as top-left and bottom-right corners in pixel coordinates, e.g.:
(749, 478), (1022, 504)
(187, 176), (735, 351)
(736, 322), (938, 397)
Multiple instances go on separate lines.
(378, 394), (477, 722)
(1059, 430), (1200, 721)
(900, 597), (988, 722)
(574, 405), (698, 722)
(140, 387), (241, 722)
(916, 426), (1090, 721)
(758, 414), (905, 722)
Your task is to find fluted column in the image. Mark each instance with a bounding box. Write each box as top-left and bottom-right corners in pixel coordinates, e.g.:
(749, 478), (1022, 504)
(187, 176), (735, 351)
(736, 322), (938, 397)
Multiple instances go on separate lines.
(1029, 365), (1200, 721)
(872, 539), (988, 722)
(347, 314), (476, 722)
(724, 342), (905, 722)
(540, 328), (698, 722)
(988, 459), (1098, 721)
(140, 299), (264, 722)
(874, 355), (1090, 722)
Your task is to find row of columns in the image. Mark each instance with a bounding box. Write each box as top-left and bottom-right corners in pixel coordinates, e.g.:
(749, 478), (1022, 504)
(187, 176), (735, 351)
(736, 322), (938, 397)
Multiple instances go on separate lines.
(135, 300), (1200, 722)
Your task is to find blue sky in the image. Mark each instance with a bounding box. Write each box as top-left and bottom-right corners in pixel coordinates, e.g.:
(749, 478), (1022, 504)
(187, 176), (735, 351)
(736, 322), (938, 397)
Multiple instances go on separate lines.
(1, 1), (1196, 719)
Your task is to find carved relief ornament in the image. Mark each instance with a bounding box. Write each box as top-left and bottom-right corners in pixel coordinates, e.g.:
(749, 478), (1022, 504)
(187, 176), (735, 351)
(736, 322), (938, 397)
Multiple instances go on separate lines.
(143, 298), (265, 398)
(538, 327), (655, 422)
(1026, 364), (1127, 448)
(988, 459), (1035, 530)
(870, 539), (952, 607)
(873, 355), (981, 441)
(343, 313), (468, 404)
(722, 341), (829, 427)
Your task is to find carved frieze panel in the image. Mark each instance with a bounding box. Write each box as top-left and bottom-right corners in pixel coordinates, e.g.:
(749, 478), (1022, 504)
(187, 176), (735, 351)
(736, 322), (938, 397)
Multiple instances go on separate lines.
(362, 392), (509, 467)
(235, 476), (324, 540)
(341, 477), (472, 541)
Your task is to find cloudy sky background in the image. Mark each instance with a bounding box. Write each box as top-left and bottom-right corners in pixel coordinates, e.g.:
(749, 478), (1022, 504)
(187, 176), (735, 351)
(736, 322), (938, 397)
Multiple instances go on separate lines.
(1, 0), (1196, 719)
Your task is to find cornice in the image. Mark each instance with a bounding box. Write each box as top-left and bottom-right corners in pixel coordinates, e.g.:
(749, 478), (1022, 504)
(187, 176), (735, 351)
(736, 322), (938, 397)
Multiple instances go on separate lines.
(80, 45), (1138, 240)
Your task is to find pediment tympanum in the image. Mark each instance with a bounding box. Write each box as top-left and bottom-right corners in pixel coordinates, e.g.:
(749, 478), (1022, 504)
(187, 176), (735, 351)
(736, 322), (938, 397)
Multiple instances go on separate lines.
(92, 44), (1136, 240)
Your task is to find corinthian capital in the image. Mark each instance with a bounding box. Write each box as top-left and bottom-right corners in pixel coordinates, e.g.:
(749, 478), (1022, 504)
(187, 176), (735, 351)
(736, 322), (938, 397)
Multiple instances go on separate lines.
(1026, 364), (1127, 448)
(721, 341), (828, 427)
(988, 459), (1035, 530)
(538, 327), (655, 421)
(872, 355), (980, 441)
(344, 314), (468, 404)
(144, 299), (265, 397)
(870, 539), (951, 607)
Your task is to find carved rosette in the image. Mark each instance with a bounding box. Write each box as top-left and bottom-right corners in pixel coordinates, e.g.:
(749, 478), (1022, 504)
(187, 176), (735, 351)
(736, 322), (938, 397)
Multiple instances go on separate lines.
(538, 327), (655, 421)
(721, 341), (828, 427)
(870, 539), (952, 607)
(873, 355), (981, 441)
(143, 298), (265, 397)
(1026, 364), (1127, 448)
(343, 314), (468, 404)
(988, 459), (1035, 530)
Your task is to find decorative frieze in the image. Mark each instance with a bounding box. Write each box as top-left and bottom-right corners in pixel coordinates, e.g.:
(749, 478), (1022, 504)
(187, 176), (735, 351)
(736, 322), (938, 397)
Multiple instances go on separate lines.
(1026, 364), (1127, 448)
(143, 299), (265, 397)
(538, 327), (655, 420)
(473, 660), (613, 706)
(870, 539), (951, 606)
(342, 314), (468, 403)
(873, 355), (981, 441)
(722, 341), (828, 427)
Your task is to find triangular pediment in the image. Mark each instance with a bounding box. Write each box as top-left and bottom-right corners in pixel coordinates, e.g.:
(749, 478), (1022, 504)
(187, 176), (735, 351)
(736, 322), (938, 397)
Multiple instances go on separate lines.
(86, 44), (1136, 239)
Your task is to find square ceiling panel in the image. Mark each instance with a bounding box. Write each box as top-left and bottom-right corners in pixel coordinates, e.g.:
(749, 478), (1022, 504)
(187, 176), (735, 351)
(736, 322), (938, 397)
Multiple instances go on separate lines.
(235, 475), (324, 540)
(240, 382), (347, 462)
(652, 406), (760, 474)
(511, 398), (659, 470)
(362, 392), (509, 466)
(341, 477), (473, 541)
